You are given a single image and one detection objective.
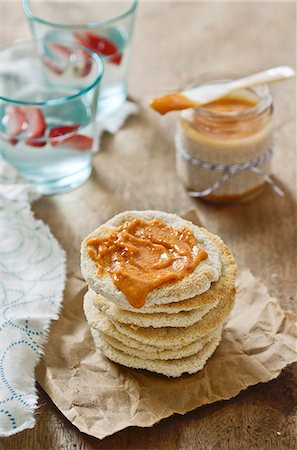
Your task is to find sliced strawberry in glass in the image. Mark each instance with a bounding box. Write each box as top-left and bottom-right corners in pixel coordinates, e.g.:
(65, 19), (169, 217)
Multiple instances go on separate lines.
(7, 137), (19, 146)
(50, 43), (72, 58)
(49, 124), (92, 151)
(42, 56), (65, 75)
(73, 32), (90, 47)
(74, 32), (122, 65)
(42, 43), (72, 75)
(109, 52), (122, 65)
(75, 49), (93, 77)
(57, 34), (92, 77)
(25, 140), (47, 148)
(49, 124), (80, 146)
(6, 105), (27, 136)
(24, 107), (46, 147)
(24, 107), (46, 139)
(55, 134), (93, 151)
(84, 32), (118, 56)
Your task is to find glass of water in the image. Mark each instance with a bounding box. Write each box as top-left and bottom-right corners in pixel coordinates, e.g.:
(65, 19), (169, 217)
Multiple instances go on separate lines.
(23, 0), (138, 114)
(0, 40), (103, 194)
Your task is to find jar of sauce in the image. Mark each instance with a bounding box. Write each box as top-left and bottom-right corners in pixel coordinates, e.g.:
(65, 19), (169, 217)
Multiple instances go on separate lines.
(175, 78), (274, 202)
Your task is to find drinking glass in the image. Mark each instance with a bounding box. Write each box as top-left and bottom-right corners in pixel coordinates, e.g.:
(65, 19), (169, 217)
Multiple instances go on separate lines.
(0, 40), (103, 194)
(23, 0), (138, 113)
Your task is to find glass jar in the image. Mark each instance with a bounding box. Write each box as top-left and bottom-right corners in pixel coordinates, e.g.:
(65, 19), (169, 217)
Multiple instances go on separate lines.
(175, 76), (274, 202)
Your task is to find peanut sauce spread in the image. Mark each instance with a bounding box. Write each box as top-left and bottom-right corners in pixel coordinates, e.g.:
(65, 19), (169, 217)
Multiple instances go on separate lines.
(183, 96), (266, 139)
(87, 218), (208, 308)
(150, 93), (199, 115)
(203, 97), (257, 112)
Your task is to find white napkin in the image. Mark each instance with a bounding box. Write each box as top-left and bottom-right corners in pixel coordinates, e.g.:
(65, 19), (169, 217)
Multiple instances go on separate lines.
(97, 100), (139, 139)
(0, 157), (66, 436)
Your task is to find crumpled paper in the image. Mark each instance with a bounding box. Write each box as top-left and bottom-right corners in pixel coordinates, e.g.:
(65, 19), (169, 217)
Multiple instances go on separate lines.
(36, 211), (297, 440)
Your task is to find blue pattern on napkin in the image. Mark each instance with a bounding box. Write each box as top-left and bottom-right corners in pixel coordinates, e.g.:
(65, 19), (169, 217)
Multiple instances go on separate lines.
(0, 157), (66, 436)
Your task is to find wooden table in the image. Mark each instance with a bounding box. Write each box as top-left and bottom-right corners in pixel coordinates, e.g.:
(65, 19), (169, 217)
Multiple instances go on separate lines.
(1, 1), (296, 449)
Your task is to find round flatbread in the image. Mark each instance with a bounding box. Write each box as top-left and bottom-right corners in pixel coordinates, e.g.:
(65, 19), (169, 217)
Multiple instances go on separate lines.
(84, 286), (236, 349)
(96, 330), (222, 377)
(89, 227), (237, 327)
(90, 289), (219, 328)
(81, 210), (222, 308)
(90, 325), (222, 360)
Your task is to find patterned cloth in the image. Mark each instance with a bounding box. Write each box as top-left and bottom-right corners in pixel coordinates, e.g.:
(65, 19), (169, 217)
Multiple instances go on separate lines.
(0, 157), (66, 436)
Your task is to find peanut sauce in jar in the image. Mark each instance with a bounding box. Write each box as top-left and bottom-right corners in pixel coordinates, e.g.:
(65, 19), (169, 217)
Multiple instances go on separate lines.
(176, 80), (274, 202)
(87, 218), (208, 308)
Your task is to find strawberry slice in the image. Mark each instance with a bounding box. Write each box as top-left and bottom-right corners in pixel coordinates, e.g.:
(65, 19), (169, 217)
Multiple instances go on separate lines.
(42, 56), (65, 75)
(50, 43), (72, 58)
(6, 105), (26, 136)
(74, 32), (96, 50)
(75, 48), (93, 77)
(7, 137), (19, 146)
(85, 31), (122, 65)
(24, 107), (46, 147)
(49, 124), (92, 151)
(49, 35), (92, 77)
(55, 134), (93, 151)
(49, 124), (80, 146)
(74, 32), (122, 65)
(24, 107), (46, 139)
(109, 52), (122, 65)
(42, 43), (72, 75)
(25, 140), (47, 148)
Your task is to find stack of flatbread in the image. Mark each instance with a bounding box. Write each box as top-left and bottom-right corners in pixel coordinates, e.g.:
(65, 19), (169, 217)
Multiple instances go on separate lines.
(81, 211), (237, 377)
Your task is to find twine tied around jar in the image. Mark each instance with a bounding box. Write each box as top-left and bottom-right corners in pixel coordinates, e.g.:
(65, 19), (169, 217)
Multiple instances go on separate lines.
(175, 135), (284, 198)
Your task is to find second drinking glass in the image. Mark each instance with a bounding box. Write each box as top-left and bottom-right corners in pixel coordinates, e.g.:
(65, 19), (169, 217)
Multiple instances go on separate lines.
(23, 0), (138, 114)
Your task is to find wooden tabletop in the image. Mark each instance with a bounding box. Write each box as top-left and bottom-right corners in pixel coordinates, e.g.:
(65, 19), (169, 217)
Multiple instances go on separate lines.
(1, 1), (296, 449)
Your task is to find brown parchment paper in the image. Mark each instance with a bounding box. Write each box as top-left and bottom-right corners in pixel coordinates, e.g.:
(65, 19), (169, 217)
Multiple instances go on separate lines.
(36, 210), (297, 440)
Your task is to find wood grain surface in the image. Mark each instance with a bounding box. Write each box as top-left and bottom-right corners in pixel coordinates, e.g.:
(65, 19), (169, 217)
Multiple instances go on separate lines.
(1, 1), (296, 449)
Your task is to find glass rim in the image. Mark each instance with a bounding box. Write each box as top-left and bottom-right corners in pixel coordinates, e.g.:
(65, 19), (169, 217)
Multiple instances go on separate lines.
(23, 0), (138, 29)
(187, 74), (273, 119)
(0, 39), (104, 106)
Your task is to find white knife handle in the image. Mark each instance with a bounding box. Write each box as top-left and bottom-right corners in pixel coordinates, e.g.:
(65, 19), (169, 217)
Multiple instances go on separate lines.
(228, 66), (295, 90)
